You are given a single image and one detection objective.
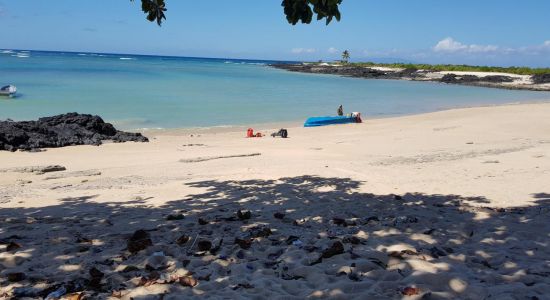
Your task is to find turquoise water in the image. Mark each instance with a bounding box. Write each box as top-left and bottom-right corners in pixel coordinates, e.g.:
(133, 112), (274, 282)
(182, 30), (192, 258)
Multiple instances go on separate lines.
(1, 50), (548, 130)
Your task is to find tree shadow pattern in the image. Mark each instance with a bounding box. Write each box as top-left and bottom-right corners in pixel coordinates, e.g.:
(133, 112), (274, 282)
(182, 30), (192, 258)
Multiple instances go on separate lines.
(0, 176), (549, 299)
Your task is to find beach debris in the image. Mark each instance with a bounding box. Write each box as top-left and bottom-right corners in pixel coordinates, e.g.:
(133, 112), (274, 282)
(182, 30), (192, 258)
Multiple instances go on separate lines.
(471, 257), (495, 269)
(393, 216), (418, 227)
(89, 267), (104, 289)
(176, 235), (190, 245)
(111, 290), (126, 298)
(483, 160), (500, 164)
(292, 240), (304, 247)
(210, 238), (223, 254)
(179, 153), (261, 163)
(136, 273), (198, 288)
(247, 226), (272, 238)
(121, 265), (140, 273)
(138, 275), (160, 287)
(7, 272), (26, 282)
(368, 257), (388, 269)
(43, 169), (101, 180)
(389, 250), (419, 259)
(402, 286), (420, 296)
(236, 250), (246, 259)
(235, 238), (253, 249)
(145, 252), (169, 271)
(348, 272), (361, 281)
(267, 249), (284, 260)
(332, 217), (347, 226)
(76, 236), (93, 244)
(45, 286), (67, 300)
(232, 283), (255, 290)
(273, 212), (285, 219)
(281, 272), (305, 280)
(332, 217), (356, 227)
(365, 216), (380, 224)
(237, 210), (252, 220)
(322, 241), (345, 259)
(197, 240), (212, 252)
(429, 246), (448, 258)
(394, 195), (403, 200)
(423, 228), (436, 235)
(12, 287), (38, 298)
(65, 293), (84, 300)
(166, 213), (185, 221)
(127, 229), (153, 253)
(178, 275), (198, 287)
(198, 218), (209, 225)
(342, 236), (361, 245)
(286, 236), (300, 245)
(0, 165), (66, 174)
(6, 241), (22, 252)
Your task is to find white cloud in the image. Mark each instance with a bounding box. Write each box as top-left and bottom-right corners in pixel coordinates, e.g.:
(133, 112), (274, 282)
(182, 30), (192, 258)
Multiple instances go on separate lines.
(291, 48), (316, 54)
(433, 37), (498, 53)
(543, 41), (550, 48)
(433, 37), (467, 52)
(327, 47), (339, 54)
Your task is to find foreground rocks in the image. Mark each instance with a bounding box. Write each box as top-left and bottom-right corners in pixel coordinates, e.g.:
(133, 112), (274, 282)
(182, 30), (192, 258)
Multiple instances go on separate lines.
(270, 63), (550, 91)
(1, 175), (549, 299)
(0, 113), (148, 151)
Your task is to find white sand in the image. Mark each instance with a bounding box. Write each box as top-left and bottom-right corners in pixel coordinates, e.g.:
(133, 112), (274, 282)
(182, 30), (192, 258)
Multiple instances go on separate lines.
(1, 102), (550, 299)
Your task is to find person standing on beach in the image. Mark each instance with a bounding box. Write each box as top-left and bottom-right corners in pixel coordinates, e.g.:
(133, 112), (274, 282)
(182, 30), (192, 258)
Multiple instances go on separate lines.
(337, 105), (343, 116)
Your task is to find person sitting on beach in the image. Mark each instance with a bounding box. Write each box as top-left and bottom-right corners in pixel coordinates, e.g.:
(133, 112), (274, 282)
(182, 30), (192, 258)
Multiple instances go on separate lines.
(337, 105), (343, 116)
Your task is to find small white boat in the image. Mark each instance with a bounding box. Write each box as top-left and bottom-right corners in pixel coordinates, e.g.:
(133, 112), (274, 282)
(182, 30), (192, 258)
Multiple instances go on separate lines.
(0, 85), (16, 97)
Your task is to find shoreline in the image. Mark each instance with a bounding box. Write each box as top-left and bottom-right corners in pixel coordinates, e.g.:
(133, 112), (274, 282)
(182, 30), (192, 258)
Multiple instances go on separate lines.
(1, 101), (549, 206)
(140, 99), (550, 137)
(270, 63), (550, 91)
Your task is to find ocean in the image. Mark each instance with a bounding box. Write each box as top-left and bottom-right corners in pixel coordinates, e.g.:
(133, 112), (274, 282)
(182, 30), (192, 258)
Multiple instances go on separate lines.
(1, 50), (548, 130)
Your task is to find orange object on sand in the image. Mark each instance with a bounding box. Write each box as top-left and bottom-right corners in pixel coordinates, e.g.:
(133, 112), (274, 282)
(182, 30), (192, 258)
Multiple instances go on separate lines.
(246, 128), (263, 138)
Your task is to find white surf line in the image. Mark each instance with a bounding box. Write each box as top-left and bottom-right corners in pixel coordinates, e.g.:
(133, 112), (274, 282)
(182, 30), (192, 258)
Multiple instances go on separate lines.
(179, 153), (261, 163)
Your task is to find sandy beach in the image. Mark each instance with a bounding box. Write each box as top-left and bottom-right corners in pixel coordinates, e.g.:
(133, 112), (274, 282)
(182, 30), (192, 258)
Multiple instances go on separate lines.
(1, 102), (550, 299)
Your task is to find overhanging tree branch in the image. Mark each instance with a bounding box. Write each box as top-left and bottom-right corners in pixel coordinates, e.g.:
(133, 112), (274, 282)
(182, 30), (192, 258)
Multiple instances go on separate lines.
(131, 0), (342, 26)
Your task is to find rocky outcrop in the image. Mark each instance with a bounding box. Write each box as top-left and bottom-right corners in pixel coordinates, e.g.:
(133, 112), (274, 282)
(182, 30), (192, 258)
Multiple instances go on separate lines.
(532, 73), (550, 84)
(0, 113), (148, 152)
(271, 63), (409, 80)
(270, 63), (550, 91)
(440, 74), (514, 84)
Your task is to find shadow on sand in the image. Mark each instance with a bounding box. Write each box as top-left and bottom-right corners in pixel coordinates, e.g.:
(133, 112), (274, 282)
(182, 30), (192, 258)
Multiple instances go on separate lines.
(1, 176), (549, 299)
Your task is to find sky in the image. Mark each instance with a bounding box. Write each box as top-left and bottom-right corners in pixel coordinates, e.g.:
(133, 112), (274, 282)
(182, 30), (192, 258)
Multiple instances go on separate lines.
(0, 0), (549, 67)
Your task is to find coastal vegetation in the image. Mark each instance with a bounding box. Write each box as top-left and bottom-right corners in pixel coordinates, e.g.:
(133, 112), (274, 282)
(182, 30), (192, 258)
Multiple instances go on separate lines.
(348, 62), (550, 76)
(132, 0), (343, 26)
(341, 50), (350, 64)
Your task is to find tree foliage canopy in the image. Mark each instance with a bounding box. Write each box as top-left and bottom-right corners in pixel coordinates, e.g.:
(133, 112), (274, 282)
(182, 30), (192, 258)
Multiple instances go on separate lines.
(342, 50), (350, 63)
(132, 0), (343, 26)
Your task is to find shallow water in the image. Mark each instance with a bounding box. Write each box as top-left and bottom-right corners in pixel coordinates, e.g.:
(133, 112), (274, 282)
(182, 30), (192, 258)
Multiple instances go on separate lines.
(1, 50), (548, 130)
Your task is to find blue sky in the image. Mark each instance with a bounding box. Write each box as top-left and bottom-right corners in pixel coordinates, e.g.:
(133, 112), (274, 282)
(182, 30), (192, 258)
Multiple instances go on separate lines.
(1, 0), (549, 66)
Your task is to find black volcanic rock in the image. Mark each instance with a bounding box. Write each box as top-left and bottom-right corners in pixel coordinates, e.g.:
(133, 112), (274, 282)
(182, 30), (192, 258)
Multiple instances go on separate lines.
(532, 73), (550, 84)
(269, 63), (550, 91)
(441, 74), (514, 84)
(0, 113), (148, 151)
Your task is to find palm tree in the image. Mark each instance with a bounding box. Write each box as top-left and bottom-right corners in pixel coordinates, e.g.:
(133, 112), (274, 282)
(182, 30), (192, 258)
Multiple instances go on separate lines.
(342, 50), (350, 64)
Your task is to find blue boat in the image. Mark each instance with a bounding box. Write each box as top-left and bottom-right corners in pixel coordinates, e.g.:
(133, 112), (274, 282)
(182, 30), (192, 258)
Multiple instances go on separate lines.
(304, 115), (361, 127)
